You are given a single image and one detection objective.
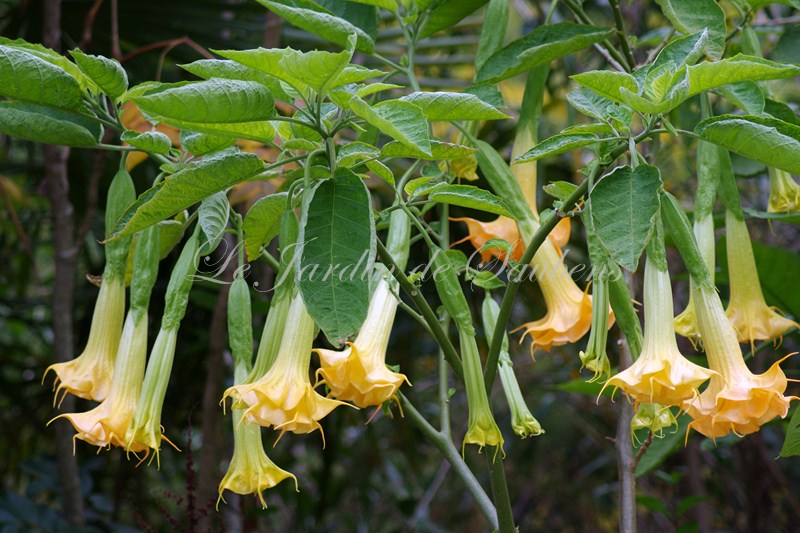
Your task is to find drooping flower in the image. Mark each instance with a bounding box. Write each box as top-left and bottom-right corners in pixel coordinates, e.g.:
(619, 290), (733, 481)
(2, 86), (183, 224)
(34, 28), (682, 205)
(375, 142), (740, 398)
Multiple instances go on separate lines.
(461, 332), (505, 453)
(45, 275), (126, 403)
(578, 274), (611, 382)
(631, 403), (678, 441)
(604, 256), (716, 407)
(452, 216), (570, 265)
(218, 360), (297, 509)
(224, 293), (348, 441)
(51, 311), (150, 455)
(724, 210), (799, 344)
(316, 278), (409, 410)
(674, 215), (715, 341)
(767, 167), (800, 214)
(683, 282), (796, 439)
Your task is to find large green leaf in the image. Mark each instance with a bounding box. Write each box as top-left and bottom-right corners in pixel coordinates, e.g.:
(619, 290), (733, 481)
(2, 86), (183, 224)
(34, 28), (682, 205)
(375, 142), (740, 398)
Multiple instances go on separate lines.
(399, 91), (508, 121)
(69, 50), (128, 100)
(109, 153), (266, 239)
(686, 55), (800, 97)
(299, 169), (374, 345)
(155, 117), (276, 144)
(476, 23), (609, 84)
(380, 140), (476, 160)
(651, 30), (709, 72)
(198, 192), (230, 255)
(132, 79), (274, 124)
(654, 0), (726, 59)
(243, 192), (288, 261)
(349, 97), (431, 155)
(0, 45), (83, 110)
(695, 115), (800, 175)
(781, 406), (800, 457)
(715, 81), (764, 115)
(590, 165), (663, 271)
(515, 133), (604, 163)
(420, 0), (488, 38)
(0, 100), (101, 147)
(427, 185), (516, 218)
(254, 0), (375, 53)
(570, 71), (639, 105)
(0, 37), (94, 92)
(179, 58), (289, 101)
(181, 131), (236, 156)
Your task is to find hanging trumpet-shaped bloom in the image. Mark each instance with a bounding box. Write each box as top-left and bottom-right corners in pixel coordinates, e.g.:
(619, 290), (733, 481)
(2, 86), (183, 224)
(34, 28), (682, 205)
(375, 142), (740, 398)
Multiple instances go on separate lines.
(218, 362), (297, 509)
(674, 216), (715, 341)
(604, 257), (716, 407)
(767, 167), (800, 213)
(45, 275), (126, 403)
(316, 278), (409, 410)
(451, 216), (525, 264)
(683, 282), (796, 439)
(724, 210), (799, 345)
(224, 293), (348, 441)
(51, 312), (150, 454)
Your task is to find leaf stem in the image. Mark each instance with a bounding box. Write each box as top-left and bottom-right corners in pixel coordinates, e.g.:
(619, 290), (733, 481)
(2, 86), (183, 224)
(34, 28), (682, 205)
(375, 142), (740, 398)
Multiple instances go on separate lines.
(609, 0), (637, 70)
(560, 0), (633, 72)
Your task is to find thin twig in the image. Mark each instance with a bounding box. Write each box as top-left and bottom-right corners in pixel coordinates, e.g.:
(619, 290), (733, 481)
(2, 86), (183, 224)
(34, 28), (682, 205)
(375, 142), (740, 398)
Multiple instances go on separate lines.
(79, 0), (105, 49)
(119, 36), (214, 64)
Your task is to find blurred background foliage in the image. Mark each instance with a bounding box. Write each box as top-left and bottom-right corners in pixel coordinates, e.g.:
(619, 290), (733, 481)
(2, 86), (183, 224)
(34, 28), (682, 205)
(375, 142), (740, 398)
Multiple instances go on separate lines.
(1, 0), (799, 531)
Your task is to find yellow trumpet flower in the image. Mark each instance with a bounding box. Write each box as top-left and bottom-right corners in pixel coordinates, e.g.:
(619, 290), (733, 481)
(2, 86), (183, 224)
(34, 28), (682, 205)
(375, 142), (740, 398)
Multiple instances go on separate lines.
(452, 216), (570, 265)
(683, 282), (796, 439)
(674, 215), (715, 341)
(767, 167), (800, 214)
(724, 210), (799, 344)
(45, 275), (126, 403)
(604, 256), (716, 407)
(50, 311), (150, 455)
(316, 278), (409, 410)
(224, 293), (348, 442)
(218, 363), (297, 509)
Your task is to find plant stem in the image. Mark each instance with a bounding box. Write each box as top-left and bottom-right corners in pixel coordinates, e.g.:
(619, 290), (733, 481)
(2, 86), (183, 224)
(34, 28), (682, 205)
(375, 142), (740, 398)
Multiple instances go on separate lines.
(616, 303), (637, 533)
(376, 240), (464, 379)
(561, 0), (633, 72)
(438, 204), (452, 436)
(609, 0), (637, 70)
(398, 393), (498, 530)
(487, 451), (516, 533)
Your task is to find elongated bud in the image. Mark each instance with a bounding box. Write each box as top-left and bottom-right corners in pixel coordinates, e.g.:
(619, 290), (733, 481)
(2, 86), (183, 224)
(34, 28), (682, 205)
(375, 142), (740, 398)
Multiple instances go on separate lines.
(767, 167), (800, 214)
(228, 274), (253, 369)
(461, 331), (504, 453)
(483, 295), (543, 438)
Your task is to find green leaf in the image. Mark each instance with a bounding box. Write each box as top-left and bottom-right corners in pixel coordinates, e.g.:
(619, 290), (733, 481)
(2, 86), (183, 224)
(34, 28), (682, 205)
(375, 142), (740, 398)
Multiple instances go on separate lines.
(686, 55), (800, 97)
(543, 181), (579, 201)
(476, 23), (609, 84)
(0, 100), (101, 147)
(380, 140), (476, 160)
(338, 141), (380, 167)
(299, 169), (374, 345)
(179, 58), (289, 101)
(158, 118), (276, 144)
(349, 97), (431, 155)
(570, 71), (639, 106)
(365, 160), (394, 185)
(110, 153), (266, 239)
(427, 185), (516, 218)
(515, 133), (603, 163)
(198, 192), (230, 255)
(715, 81), (764, 115)
(0, 45), (83, 110)
(254, 0), (375, 53)
(695, 115), (800, 175)
(764, 99), (800, 127)
(399, 91), (508, 121)
(243, 193), (288, 261)
(121, 130), (172, 155)
(181, 131), (236, 156)
(420, 0), (488, 38)
(347, 0), (397, 12)
(69, 49), (128, 100)
(132, 79), (274, 124)
(654, 0), (726, 59)
(590, 165), (663, 271)
(566, 87), (631, 125)
(742, 207), (800, 225)
(335, 65), (385, 87)
(651, 30), (709, 72)
(0, 37), (93, 92)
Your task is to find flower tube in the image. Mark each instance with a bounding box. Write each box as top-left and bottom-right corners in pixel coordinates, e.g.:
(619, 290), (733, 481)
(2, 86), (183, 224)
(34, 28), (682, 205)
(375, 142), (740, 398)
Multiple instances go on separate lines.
(683, 282), (796, 439)
(604, 255), (716, 407)
(224, 292), (347, 441)
(45, 167), (135, 402)
(125, 228), (200, 464)
(52, 225), (160, 455)
(724, 210), (798, 344)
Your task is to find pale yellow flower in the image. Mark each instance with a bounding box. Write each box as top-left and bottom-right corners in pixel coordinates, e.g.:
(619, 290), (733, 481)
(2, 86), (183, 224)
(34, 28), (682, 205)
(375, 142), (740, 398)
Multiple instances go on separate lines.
(683, 283), (796, 439)
(604, 257), (716, 407)
(45, 275), (126, 403)
(51, 311), (150, 456)
(316, 278), (409, 410)
(225, 293), (347, 441)
(724, 211), (798, 344)
(767, 167), (800, 213)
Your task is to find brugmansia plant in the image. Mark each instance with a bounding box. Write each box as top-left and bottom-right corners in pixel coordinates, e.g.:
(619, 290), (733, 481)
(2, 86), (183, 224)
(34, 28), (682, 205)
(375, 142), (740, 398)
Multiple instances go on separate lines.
(4, 0), (800, 529)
